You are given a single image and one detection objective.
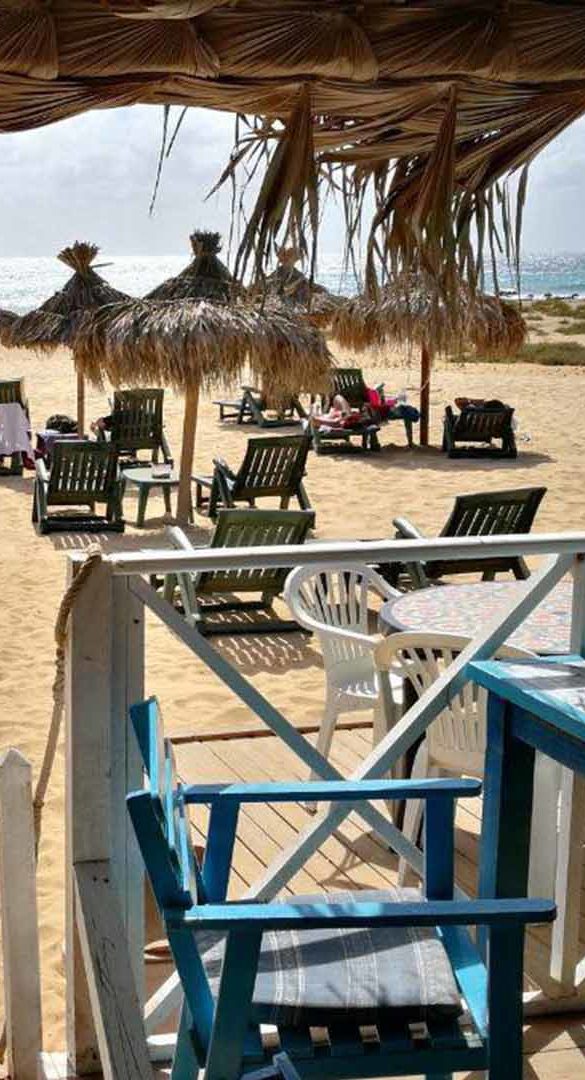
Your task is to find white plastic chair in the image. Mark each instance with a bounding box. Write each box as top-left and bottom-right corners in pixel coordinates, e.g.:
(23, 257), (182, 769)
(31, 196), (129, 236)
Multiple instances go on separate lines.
(284, 564), (404, 801)
(374, 631), (561, 893)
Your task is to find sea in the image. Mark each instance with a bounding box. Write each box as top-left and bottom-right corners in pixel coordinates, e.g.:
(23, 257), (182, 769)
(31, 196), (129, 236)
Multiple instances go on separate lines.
(1, 251), (585, 313)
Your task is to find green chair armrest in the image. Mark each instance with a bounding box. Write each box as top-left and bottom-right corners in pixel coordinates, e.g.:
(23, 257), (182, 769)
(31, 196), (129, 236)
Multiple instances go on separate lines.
(393, 516), (425, 541)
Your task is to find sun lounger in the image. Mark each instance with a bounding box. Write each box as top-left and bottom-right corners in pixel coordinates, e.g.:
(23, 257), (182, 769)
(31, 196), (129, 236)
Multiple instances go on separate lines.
(32, 440), (125, 534)
(99, 388), (172, 467)
(393, 486), (546, 586)
(193, 434), (311, 518)
(442, 403), (517, 458)
(162, 507), (314, 635)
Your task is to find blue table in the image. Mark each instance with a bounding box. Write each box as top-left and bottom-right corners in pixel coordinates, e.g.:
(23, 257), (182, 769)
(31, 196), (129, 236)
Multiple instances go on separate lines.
(470, 654), (585, 1002)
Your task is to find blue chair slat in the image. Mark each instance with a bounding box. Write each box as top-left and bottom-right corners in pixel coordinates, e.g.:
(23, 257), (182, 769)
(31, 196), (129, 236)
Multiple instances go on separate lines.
(127, 695), (556, 1080)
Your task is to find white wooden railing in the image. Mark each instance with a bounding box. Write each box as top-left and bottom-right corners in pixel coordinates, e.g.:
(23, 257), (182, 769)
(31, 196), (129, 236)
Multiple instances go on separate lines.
(63, 533), (585, 1076)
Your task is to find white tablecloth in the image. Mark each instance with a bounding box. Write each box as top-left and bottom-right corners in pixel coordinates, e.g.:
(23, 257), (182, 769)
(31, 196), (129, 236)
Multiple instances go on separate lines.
(0, 403), (32, 456)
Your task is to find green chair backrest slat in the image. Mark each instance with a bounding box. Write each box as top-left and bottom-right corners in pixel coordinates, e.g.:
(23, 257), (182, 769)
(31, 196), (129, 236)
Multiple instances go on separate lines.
(332, 368), (367, 407)
(454, 408), (513, 439)
(442, 487), (547, 540)
(110, 389), (165, 452)
(197, 508), (315, 596)
(234, 436), (309, 499)
(48, 441), (119, 503)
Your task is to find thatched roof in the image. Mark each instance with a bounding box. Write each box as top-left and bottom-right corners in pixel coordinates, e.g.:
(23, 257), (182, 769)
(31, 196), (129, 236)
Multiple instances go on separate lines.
(0, 3), (582, 291)
(255, 247), (343, 329)
(5, 243), (130, 352)
(146, 230), (234, 302)
(0, 309), (17, 341)
(74, 297), (332, 401)
(330, 274), (527, 359)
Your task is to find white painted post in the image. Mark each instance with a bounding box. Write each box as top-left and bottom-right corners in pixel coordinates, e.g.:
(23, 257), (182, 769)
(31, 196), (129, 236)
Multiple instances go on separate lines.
(0, 749), (42, 1080)
(549, 555), (585, 990)
(110, 577), (145, 1001)
(66, 558), (114, 1074)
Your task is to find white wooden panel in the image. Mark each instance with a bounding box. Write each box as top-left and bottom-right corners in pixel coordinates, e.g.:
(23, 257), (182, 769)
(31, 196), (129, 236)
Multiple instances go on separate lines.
(74, 861), (152, 1080)
(0, 749), (42, 1080)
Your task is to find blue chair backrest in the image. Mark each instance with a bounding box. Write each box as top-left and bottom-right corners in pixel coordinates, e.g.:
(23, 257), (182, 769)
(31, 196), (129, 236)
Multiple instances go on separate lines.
(129, 697), (201, 910)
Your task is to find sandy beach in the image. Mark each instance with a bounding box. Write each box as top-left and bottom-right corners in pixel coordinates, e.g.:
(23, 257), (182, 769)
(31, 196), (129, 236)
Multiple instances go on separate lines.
(1, 330), (584, 1052)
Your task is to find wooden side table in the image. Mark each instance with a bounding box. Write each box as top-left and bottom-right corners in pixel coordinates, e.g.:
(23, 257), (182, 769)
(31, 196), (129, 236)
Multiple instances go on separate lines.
(470, 654), (585, 1006)
(122, 467), (180, 527)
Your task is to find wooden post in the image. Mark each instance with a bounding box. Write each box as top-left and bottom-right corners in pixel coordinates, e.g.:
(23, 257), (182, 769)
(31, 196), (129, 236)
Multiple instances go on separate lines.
(66, 558), (114, 1074)
(111, 577), (145, 1001)
(177, 382), (199, 525)
(550, 553), (585, 989)
(0, 749), (42, 1080)
(419, 342), (431, 446)
(76, 369), (85, 437)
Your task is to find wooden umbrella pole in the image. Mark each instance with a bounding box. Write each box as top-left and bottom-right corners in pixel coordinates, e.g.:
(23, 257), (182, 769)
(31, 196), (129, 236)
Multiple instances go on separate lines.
(76, 368), (85, 437)
(177, 382), (200, 524)
(420, 341), (431, 447)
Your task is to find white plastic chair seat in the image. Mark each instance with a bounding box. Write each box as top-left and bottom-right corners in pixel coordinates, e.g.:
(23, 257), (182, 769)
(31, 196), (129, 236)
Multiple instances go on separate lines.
(329, 657), (403, 706)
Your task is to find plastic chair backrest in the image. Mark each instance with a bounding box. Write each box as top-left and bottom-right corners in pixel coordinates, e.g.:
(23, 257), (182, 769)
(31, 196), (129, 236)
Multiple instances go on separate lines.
(375, 632), (534, 769)
(285, 563), (397, 673)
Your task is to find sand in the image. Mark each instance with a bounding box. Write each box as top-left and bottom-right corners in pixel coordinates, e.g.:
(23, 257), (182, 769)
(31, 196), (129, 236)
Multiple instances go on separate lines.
(0, 331), (584, 1051)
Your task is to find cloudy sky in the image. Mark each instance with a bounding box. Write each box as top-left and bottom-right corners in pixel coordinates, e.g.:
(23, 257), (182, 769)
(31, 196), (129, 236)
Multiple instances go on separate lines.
(0, 103), (584, 260)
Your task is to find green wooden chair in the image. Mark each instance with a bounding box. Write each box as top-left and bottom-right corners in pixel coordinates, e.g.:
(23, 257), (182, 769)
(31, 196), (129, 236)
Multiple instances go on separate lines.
(162, 508), (315, 635)
(239, 386), (307, 428)
(332, 368), (416, 447)
(0, 377), (29, 476)
(393, 486), (547, 587)
(99, 388), (172, 467)
(193, 434), (312, 519)
(32, 440), (125, 534)
(442, 404), (517, 458)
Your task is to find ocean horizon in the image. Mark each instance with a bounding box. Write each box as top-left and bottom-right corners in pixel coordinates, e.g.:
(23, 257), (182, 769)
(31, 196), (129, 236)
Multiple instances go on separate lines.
(2, 251), (585, 314)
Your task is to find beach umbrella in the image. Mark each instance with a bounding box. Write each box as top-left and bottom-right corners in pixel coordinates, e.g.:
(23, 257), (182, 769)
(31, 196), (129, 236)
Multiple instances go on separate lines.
(256, 247), (343, 329)
(146, 229), (235, 303)
(3, 242), (130, 435)
(75, 295), (332, 523)
(330, 274), (527, 445)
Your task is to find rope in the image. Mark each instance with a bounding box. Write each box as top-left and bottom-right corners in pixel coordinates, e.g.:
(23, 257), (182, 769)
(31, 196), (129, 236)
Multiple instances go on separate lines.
(33, 544), (104, 854)
(0, 544), (103, 1063)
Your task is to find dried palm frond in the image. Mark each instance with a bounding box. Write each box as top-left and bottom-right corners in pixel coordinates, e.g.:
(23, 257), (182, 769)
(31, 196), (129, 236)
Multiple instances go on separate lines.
(331, 273), (527, 359)
(6, 242), (130, 351)
(146, 230), (235, 302)
(74, 298), (332, 404)
(0, 1), (584, 298)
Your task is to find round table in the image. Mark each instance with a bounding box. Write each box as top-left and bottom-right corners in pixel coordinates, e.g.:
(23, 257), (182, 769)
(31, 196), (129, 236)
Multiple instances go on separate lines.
(379, 578), (573, 655)
(122, 467), (179, 527)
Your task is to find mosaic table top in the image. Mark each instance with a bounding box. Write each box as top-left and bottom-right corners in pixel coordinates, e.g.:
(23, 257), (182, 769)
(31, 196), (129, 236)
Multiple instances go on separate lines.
(379, 578), (574, 655)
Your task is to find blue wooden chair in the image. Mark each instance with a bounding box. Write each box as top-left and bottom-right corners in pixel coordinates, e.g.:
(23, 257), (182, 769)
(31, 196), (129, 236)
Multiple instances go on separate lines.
(127, 697), (555, 1080)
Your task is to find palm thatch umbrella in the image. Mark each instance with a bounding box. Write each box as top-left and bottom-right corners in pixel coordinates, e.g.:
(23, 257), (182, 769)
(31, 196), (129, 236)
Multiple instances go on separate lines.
(331, 274), (527, 445)
(257, 247), (343, 329)
(3, 242), (129, 435)
(75, 296), (332, 522)
(0, 309), (17, 340)
(146, 229), (234, 303)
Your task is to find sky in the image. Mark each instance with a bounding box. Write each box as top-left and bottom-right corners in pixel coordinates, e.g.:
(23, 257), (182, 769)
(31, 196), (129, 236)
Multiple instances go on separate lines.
(0, 103), (584, 260)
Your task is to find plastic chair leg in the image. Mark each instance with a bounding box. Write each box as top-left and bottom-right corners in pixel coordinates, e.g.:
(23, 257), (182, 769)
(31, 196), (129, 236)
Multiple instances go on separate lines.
(398, 740), (429, 885)
(306, 697), (339, 812)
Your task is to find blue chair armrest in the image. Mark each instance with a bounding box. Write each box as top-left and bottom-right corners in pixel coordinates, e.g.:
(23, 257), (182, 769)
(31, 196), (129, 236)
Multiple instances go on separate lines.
(181, 777), (481, 806)
(170, 897), (556, 932)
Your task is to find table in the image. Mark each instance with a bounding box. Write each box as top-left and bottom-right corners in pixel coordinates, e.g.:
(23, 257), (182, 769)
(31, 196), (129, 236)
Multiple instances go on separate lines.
(379, 578), (573, 655)
(471, 655), (585, 1004)
(122, 467), (179, 527)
